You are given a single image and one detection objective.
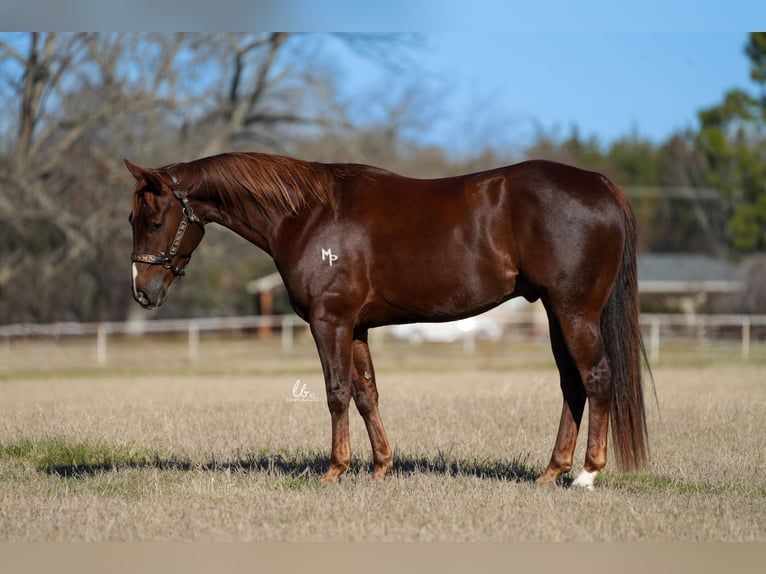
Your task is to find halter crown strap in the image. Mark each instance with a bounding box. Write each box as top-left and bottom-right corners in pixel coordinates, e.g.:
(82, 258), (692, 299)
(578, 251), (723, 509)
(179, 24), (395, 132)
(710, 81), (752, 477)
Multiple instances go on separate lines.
(163, 168), (179, 185)
(163, 168), (200, 224)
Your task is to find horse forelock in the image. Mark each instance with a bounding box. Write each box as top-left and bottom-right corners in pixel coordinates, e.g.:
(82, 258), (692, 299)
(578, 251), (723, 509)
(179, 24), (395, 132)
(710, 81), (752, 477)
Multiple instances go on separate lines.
(176, 153), (339, 218)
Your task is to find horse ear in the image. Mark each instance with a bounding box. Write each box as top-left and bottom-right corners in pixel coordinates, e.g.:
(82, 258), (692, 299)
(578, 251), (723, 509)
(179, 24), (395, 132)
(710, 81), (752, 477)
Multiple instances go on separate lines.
(124, 159), (145, 181)
(124, 159), (166, 192)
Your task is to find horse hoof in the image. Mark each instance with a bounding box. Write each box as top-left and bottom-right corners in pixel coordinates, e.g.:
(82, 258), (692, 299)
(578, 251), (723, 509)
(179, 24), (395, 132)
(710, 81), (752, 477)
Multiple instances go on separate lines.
(320, 464), (348, 484)
(571, 469), (598, 491)
(320, 473), (338, 485)
(536, 478), (558, 488)
(372, 467), (391, 482)
(535, 469), (561, 487)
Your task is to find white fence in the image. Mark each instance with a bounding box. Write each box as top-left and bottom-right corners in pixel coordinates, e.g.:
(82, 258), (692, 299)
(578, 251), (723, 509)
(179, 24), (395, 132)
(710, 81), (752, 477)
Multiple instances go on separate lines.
(1, 313), (765, 367)
(641, 313), (766, 363)
(0, 315), (306, 367)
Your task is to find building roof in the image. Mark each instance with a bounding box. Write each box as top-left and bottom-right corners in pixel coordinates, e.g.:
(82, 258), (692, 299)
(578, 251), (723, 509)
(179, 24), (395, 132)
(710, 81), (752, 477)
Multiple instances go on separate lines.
(246, 272), (284, 294)
(637, 253), (744, 294)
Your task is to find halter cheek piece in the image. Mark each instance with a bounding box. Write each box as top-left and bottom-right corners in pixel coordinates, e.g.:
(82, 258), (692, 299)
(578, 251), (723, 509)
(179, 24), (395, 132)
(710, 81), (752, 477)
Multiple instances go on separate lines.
(131, 169), (203, 278)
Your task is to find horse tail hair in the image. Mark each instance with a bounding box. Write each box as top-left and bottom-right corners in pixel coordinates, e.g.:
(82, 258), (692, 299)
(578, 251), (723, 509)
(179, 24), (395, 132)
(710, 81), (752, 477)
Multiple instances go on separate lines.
(601, 182), (652, 472)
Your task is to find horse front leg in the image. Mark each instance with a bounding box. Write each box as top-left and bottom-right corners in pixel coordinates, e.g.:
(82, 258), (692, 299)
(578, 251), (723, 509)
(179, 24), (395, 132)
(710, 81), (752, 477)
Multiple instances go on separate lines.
(310, 316), (354, 484)
(351, 332), (393, 480)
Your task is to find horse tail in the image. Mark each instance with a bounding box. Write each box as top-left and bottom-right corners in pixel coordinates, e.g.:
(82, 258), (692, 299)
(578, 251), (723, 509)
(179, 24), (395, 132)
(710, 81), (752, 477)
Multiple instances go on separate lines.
(602, 181), (651, 472)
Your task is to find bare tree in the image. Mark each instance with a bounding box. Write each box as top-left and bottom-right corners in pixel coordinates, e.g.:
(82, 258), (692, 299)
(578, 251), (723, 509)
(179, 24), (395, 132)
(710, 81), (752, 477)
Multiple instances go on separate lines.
(0, 33), (194, 322)
(0, 32), (421, 323)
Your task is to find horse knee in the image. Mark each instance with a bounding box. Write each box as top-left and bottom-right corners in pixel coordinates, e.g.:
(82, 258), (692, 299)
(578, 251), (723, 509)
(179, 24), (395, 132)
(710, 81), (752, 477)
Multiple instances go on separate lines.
(326, 383), (351, 413)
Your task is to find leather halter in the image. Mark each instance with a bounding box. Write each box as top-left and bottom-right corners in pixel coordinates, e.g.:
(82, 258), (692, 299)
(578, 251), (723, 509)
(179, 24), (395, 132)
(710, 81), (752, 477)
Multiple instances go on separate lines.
(131, 169), (203, 278)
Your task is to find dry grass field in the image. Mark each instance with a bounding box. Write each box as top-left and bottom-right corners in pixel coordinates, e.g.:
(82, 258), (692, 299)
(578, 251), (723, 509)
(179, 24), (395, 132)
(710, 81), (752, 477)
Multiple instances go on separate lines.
(1, 333), (764, 541)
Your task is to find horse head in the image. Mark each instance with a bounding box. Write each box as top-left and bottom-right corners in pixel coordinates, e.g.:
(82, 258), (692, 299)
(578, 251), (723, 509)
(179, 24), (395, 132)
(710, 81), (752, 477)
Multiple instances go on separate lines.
(125, 159), (205, 309)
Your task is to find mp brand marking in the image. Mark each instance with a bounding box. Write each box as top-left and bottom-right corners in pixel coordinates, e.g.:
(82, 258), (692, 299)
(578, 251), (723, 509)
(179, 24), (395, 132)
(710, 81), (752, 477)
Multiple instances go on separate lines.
(321, 248), (338, 266)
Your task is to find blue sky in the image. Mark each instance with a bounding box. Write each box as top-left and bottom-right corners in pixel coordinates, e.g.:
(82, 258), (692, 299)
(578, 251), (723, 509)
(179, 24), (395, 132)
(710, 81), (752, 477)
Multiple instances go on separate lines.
(4, 1), (764, 156)
(333, 31), (757, 155)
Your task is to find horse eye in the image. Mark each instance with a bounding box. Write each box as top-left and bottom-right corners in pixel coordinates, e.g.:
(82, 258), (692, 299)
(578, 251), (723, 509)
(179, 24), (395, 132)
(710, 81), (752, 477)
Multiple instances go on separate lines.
(149, 222), (163, 232)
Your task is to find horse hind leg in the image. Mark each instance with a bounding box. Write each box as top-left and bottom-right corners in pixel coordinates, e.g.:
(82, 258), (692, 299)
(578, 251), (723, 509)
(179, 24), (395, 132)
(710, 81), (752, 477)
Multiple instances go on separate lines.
(540, 307), (612, 491)
(351, 333), (393, 480)
(564, 313), (612, 490)
(536, 309), (587, 486)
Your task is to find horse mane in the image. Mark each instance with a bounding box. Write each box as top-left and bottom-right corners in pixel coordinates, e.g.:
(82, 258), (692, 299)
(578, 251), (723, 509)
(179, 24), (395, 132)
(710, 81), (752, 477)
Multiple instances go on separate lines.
(173, 152), (341, 218)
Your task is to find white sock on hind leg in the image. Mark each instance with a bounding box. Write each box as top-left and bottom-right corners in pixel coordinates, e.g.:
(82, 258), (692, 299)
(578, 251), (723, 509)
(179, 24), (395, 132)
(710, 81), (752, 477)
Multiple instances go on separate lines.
(572, 469), (598, 491)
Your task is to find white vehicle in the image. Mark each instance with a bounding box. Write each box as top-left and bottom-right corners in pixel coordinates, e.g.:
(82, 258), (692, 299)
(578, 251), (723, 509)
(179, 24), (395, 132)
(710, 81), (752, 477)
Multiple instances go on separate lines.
(388, 316), (502, 343)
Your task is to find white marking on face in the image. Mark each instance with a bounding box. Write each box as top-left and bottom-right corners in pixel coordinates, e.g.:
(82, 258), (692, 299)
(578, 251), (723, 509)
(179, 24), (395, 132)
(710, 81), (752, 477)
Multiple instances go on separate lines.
(132, 263), (139, 299)
(572, 469), (598, 491)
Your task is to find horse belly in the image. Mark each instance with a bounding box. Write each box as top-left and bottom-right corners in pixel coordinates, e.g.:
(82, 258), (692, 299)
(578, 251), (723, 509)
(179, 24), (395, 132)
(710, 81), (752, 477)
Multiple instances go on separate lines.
(373, 246), (518, 322)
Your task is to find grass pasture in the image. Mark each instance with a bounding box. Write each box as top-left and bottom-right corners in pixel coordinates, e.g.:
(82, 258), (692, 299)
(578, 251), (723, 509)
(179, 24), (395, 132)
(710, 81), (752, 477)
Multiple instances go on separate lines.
(0, 334), (764, 541)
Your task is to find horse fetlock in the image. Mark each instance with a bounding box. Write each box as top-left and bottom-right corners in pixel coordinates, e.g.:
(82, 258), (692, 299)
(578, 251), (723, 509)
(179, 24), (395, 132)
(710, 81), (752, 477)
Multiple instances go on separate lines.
(372, 451), (393, 478)
(584, 449), (608, 473)
(321, 462), (349, 484)
(372, 463), (392, 482)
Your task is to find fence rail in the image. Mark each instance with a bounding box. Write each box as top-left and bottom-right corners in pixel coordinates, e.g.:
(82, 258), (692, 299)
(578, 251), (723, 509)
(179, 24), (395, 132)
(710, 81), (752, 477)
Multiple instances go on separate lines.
(0, 315), (307, 367)
(1, 313), (765, 367)
(641, 313), (766, 363)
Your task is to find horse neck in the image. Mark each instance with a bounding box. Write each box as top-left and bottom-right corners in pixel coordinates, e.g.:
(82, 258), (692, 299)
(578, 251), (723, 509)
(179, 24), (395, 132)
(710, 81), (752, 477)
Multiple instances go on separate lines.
(180, 153), (339, 256)
(190, 181), (281, 256)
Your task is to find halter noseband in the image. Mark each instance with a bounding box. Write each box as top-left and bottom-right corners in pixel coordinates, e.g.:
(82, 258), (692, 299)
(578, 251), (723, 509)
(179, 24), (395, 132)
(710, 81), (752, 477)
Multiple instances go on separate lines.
(131, 169), (202, 278)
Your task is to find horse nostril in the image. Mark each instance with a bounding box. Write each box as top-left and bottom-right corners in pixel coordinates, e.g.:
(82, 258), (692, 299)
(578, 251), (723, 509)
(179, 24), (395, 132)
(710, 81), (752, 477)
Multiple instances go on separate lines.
(131, 277), (166, 309)
(136, 290), (151, 306)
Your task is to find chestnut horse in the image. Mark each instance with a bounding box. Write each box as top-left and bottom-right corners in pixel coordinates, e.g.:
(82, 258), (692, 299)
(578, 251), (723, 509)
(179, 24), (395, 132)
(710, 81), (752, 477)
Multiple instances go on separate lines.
(126, 152), (649, 489)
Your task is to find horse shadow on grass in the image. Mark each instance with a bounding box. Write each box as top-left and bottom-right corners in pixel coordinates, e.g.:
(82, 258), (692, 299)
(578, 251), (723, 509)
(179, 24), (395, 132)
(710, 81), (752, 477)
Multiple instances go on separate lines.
(41, 448), (573, 485)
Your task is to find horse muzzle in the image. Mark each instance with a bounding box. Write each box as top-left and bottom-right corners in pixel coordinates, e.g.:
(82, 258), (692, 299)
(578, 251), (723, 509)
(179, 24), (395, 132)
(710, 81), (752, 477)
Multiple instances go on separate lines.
(133, 288), (165, 309)
(132, 262), (168, 309)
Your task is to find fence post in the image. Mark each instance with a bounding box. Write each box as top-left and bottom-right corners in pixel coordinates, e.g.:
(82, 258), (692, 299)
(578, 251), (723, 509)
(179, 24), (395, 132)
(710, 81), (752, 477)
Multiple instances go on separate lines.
(649, 317), (660, 365)
(188, 323), (200, 364)
(463, 331), (475, 355)
(281, 316), (293, 354)
(695, 315), (706, 344)
(742, 317), (751, 361)
(1, 335), (9, 360)
(96, 323), (108, 367)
